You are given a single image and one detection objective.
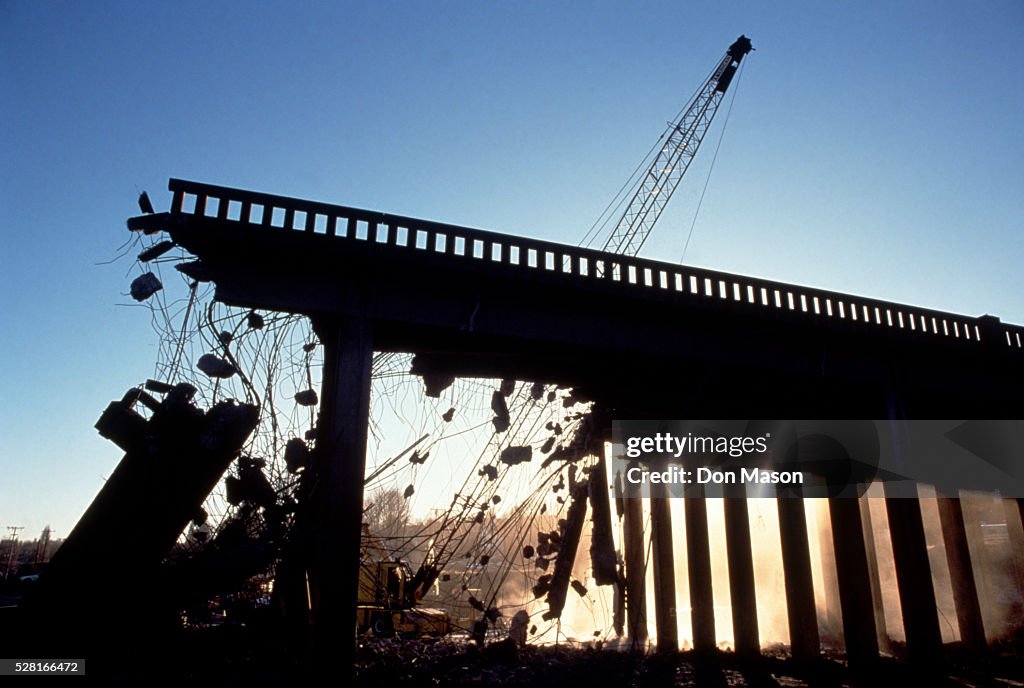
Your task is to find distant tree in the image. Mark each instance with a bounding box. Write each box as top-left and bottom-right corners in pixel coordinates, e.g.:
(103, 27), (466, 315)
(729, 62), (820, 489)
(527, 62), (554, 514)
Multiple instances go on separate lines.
(364, 488), (411, 544)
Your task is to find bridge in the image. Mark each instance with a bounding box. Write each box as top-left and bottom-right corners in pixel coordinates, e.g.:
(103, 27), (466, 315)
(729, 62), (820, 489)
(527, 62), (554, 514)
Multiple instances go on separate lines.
(134, 179), (1023, 416)
(129, 178), (1024, 673)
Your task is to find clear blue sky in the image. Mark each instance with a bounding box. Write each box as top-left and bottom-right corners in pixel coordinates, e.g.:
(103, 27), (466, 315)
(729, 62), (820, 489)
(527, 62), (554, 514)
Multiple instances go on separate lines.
(2, 1), (1022, 539)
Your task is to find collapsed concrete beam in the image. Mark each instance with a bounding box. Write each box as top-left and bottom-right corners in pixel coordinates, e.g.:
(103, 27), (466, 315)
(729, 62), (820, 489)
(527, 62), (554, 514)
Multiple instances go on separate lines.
(32, 384), (258, 625)
(545, 481), (589, 620)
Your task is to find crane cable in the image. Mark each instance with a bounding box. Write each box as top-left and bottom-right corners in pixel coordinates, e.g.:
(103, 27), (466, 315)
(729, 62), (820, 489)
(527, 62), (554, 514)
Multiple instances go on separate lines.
(680, 57), (747, 264)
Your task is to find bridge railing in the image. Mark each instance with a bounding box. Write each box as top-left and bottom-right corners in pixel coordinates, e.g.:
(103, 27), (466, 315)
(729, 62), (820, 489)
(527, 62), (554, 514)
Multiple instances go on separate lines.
(168, 178), (1023, 353)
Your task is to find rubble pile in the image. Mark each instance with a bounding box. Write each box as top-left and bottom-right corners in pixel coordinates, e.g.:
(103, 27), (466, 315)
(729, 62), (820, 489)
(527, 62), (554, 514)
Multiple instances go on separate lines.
(349, 637), (869, 687)
(354, 637), (644, 687)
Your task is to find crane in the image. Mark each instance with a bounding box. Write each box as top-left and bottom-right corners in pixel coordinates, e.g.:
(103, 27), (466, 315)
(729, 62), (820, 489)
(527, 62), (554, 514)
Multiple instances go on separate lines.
(391, 36), (755, 629)
(600, 35), (753, 256)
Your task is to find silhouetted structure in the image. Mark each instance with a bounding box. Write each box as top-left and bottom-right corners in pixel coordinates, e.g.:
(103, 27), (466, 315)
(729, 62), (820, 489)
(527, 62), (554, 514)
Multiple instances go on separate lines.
(121, 178), (1023, 674)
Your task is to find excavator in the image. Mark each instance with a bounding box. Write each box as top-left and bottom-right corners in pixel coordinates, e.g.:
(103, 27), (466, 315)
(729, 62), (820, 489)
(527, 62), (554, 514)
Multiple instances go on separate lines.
(357, 523), (451, 636)
(356, 557), (452, 636)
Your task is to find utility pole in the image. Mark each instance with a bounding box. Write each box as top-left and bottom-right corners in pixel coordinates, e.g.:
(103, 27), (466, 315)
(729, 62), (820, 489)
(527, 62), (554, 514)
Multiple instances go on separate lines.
(5, 526), (24, 579)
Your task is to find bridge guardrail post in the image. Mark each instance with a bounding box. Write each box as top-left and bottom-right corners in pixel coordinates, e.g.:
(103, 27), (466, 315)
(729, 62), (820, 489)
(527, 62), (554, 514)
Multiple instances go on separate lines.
(977, 315), (1004, 352)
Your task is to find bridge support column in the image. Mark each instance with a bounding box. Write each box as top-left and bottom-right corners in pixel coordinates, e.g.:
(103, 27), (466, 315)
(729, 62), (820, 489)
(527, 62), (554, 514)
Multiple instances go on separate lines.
(884, 491), (944, 665)
(686, 490), (716, 653)
(1003, 498), (1024, 605)
(723, 491), (759, 658)
(936, 495), (987, 658)
(309, 316), (373, 674)
(859, 497), (892, 654)
(817, 510), (842, 646)
(650, 481), (678, 652)
(828, 497), (879, 667)
(777, 499), (820, 661)
(623, 463), (648, 646)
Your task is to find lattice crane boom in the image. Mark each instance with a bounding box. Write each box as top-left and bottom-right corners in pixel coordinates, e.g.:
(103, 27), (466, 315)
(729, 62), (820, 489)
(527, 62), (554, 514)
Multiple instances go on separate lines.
(602, 35), (753, 256)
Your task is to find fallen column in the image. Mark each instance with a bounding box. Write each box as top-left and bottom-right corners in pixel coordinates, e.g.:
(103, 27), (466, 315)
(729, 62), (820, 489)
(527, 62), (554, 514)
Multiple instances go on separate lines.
(31, 383), (258, 628)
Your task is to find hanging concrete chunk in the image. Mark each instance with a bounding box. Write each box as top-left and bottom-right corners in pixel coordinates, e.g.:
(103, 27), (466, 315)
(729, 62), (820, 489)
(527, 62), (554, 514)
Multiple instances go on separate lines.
(231, 460), (277, 508)
(523, 545), (535, 559)
(491, 391), (510, 433)
(409, 449), (429, 465)
(403, 484), (415, 499)
(197, 353), (236, 379)
(145, 379), (174, 394)
(284, 438), (309, 473)
(478, 464), (498, 480)
(500, 379), (516, 397)
(294, 389), (318, 406)
(130, 272), (162, 301)
(442, 407), (455, 422)
(175, 260), (213, 282)
(421, 372), (455, 398)
(499, 445), (532, 466)
(530, 382), (544, 400)
(94, 397), (149, 452)
(247, 311), (265, 330)
(571, 580), (588, 597)
(117, 387), (158, 414)
(533, 574), (552, 598)
(137, 240), (175, 262)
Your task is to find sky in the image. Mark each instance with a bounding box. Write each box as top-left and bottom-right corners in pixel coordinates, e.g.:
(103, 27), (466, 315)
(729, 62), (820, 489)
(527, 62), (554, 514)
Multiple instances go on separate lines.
(2, 1), (1022, 541)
